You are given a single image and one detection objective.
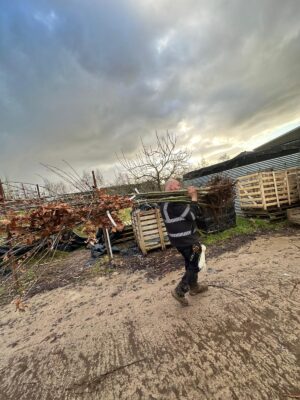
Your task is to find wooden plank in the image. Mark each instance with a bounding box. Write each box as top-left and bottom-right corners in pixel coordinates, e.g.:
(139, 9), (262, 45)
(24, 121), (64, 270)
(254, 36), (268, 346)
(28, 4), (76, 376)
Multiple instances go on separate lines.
(143, 233), (165, 240)
(284, 171), (291, 204)
(155, 208), (166, 250)
(238, 172), (260, 181)
(113, 236), (135, 244)
(140, 218), (167, 226)
(136, 212), (147, 255)
(259, 173), (266, 210)
(240, 204), (264, 209)
(285, 170), (291, 205)
(145, 243), (161, 248)
(239, 189), (261, 194)
(239, 193), (262, 199)
(297, 171), (300, 199)
(145, 237), (170, 245)
(266, 201), (288, 207)
(240, 185), (261, 190)
(140, 222), (159, 229)
(140, 214), (157, 222)
(142, 228), (160, 236)
(103, 228), (113, 260)
(237, 182), (262, 206)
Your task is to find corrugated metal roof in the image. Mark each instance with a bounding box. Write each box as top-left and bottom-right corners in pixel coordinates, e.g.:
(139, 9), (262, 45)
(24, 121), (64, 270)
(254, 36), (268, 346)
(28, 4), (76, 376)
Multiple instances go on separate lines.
(254, 125), (300, 151)
(184, 146), (299, 180)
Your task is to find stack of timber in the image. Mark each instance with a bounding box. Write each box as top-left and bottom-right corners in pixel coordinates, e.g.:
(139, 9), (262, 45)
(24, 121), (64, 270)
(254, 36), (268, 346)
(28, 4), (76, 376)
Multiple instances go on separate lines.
(131, 208), (170, 255)
(237, 167), (300, 220)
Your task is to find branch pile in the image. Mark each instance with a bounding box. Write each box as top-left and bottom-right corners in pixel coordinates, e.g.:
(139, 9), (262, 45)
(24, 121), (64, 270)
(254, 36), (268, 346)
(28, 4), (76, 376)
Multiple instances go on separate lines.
(0, 190), (132, 305)
(0, 190), (132, 245)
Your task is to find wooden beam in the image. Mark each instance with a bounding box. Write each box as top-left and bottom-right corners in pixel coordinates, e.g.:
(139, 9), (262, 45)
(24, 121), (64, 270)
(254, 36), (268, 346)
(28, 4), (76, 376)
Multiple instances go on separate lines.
(272, 171), (280, 208)
(285, 171), (291, 205)
(103, 228), (113, 260)
(155, 208), (166, 250)
(0, 179), (5, 203)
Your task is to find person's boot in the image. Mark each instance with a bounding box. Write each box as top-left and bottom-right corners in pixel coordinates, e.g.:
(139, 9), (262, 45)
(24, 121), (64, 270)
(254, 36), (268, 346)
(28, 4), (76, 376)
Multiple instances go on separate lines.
(171, 289), (189, 306)
(189, 283), (208, 296)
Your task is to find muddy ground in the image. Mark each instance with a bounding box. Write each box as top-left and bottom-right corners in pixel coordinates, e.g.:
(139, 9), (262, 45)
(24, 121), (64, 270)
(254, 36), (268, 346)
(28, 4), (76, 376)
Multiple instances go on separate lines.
(0, 230), (299, 400)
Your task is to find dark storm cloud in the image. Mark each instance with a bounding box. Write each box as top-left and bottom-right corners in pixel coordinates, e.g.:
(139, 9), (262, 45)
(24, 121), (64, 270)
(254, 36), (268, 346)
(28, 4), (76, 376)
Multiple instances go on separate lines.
(1, 0), (300, 182)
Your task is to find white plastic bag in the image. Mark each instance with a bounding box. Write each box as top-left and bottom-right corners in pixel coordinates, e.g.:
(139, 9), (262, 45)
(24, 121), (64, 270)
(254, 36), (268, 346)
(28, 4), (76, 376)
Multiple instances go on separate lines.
(199, 244), (207, 273)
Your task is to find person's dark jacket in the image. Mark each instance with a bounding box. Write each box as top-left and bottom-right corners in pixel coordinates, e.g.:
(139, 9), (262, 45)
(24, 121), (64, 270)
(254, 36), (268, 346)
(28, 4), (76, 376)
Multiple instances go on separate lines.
(160, 201), (200, 247)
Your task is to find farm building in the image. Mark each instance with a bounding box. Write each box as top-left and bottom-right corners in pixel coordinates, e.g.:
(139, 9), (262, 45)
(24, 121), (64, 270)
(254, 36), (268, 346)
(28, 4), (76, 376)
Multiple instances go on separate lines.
(183, 126), (300, 215)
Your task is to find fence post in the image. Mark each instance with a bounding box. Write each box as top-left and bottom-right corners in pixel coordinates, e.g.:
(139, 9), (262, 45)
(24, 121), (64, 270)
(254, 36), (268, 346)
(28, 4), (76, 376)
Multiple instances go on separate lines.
(0, 179), (5, 203)
(36, 184), (41, 199)
(103, 228), (113, 260)
(22, 183), (27, 199)
(92, 171), (97, 189)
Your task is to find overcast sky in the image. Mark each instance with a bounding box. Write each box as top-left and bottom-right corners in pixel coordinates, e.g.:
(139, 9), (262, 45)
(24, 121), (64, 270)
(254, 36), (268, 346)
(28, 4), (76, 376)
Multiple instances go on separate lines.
(1, 0), (300, 183)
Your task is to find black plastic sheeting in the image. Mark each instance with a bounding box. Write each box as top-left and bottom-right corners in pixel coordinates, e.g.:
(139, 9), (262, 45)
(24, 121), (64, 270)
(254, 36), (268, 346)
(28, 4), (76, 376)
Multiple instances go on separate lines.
(184, 143), (300, 180)
(0, 231), (87, 273)
(55, 231), (86, 252)
(91, 228), (138, 258)
(0, 244), (37, 275)
(196, 204), (236, 233)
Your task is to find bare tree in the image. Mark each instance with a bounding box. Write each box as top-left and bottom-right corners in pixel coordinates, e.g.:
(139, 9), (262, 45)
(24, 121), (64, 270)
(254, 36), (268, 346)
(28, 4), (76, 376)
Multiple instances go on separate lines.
(199, 157), (210, 168)
(117, 132), (191, 191)
(218, 153), (230, 162)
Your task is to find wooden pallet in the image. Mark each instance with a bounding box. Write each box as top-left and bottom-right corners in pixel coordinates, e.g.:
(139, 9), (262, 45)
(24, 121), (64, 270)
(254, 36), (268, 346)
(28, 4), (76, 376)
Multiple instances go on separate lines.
(131, 208), (170, 255)
(238, 167), (300, 217)
(112, 225), (135, 244)
(243, 202), (300, 220)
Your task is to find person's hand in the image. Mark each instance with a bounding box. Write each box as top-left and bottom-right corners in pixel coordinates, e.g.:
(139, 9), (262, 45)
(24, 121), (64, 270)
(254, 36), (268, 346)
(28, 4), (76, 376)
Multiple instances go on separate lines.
(187, 186), (198, 201)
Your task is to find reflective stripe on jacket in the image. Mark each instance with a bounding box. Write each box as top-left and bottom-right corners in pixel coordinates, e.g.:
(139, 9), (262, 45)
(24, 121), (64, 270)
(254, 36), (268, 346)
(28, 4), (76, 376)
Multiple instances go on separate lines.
(160, 201), (200, 247)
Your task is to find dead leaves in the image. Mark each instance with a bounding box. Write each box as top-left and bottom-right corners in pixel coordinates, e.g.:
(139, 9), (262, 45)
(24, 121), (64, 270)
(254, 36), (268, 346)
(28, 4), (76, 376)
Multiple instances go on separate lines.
(0, 194), (132, 244)
(13, 297), (28, 312)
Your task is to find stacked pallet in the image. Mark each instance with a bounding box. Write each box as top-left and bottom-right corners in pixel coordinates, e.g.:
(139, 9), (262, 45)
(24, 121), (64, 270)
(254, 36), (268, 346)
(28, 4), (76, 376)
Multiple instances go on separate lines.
(131, 208), (170, 255)
(112, 224), (135, 245)
(237, 167), (300, 219)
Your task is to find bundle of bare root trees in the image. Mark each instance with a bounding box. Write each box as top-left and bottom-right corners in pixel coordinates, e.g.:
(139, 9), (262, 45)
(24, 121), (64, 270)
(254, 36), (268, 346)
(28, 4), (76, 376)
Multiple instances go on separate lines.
(133, 176), (236, 210)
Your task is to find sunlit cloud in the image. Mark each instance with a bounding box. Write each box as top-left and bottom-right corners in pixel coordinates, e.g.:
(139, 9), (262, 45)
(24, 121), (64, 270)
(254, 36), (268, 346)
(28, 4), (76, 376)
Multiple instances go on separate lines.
(0, 0), (299, 183)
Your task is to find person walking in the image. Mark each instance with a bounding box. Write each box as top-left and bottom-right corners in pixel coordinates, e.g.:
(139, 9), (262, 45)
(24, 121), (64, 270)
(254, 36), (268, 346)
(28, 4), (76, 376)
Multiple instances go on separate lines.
(160, 179), (208, 306)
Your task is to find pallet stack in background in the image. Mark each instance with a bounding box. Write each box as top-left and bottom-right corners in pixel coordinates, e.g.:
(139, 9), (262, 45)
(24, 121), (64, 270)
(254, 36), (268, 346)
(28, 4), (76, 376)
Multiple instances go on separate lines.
(237, 167), (300, 220)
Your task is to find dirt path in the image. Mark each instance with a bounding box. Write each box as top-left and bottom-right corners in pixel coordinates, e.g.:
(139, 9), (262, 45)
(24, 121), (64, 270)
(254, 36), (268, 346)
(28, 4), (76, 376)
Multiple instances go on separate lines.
(0, 233), (299, 400)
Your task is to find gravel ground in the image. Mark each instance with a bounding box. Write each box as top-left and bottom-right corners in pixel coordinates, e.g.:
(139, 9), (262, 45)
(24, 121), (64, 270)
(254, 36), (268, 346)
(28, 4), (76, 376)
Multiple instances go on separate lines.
(0, 230), (299, 399)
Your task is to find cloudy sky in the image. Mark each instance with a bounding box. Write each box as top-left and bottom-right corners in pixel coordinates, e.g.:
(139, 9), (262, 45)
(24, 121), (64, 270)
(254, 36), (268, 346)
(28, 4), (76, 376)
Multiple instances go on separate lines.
(1, 0), (300, 183)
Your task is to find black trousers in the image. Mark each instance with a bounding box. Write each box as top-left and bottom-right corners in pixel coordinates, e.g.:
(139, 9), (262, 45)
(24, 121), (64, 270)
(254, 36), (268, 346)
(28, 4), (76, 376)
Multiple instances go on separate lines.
(175, 244), (201, 295)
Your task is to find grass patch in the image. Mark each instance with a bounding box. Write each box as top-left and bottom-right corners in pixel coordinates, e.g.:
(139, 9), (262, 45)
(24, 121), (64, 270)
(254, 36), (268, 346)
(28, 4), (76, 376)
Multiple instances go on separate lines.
(73, 226), (88, 238)
(201, 217), (288, 246)
(90, 255), (115, 276)
(118, 207), (132, 224)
